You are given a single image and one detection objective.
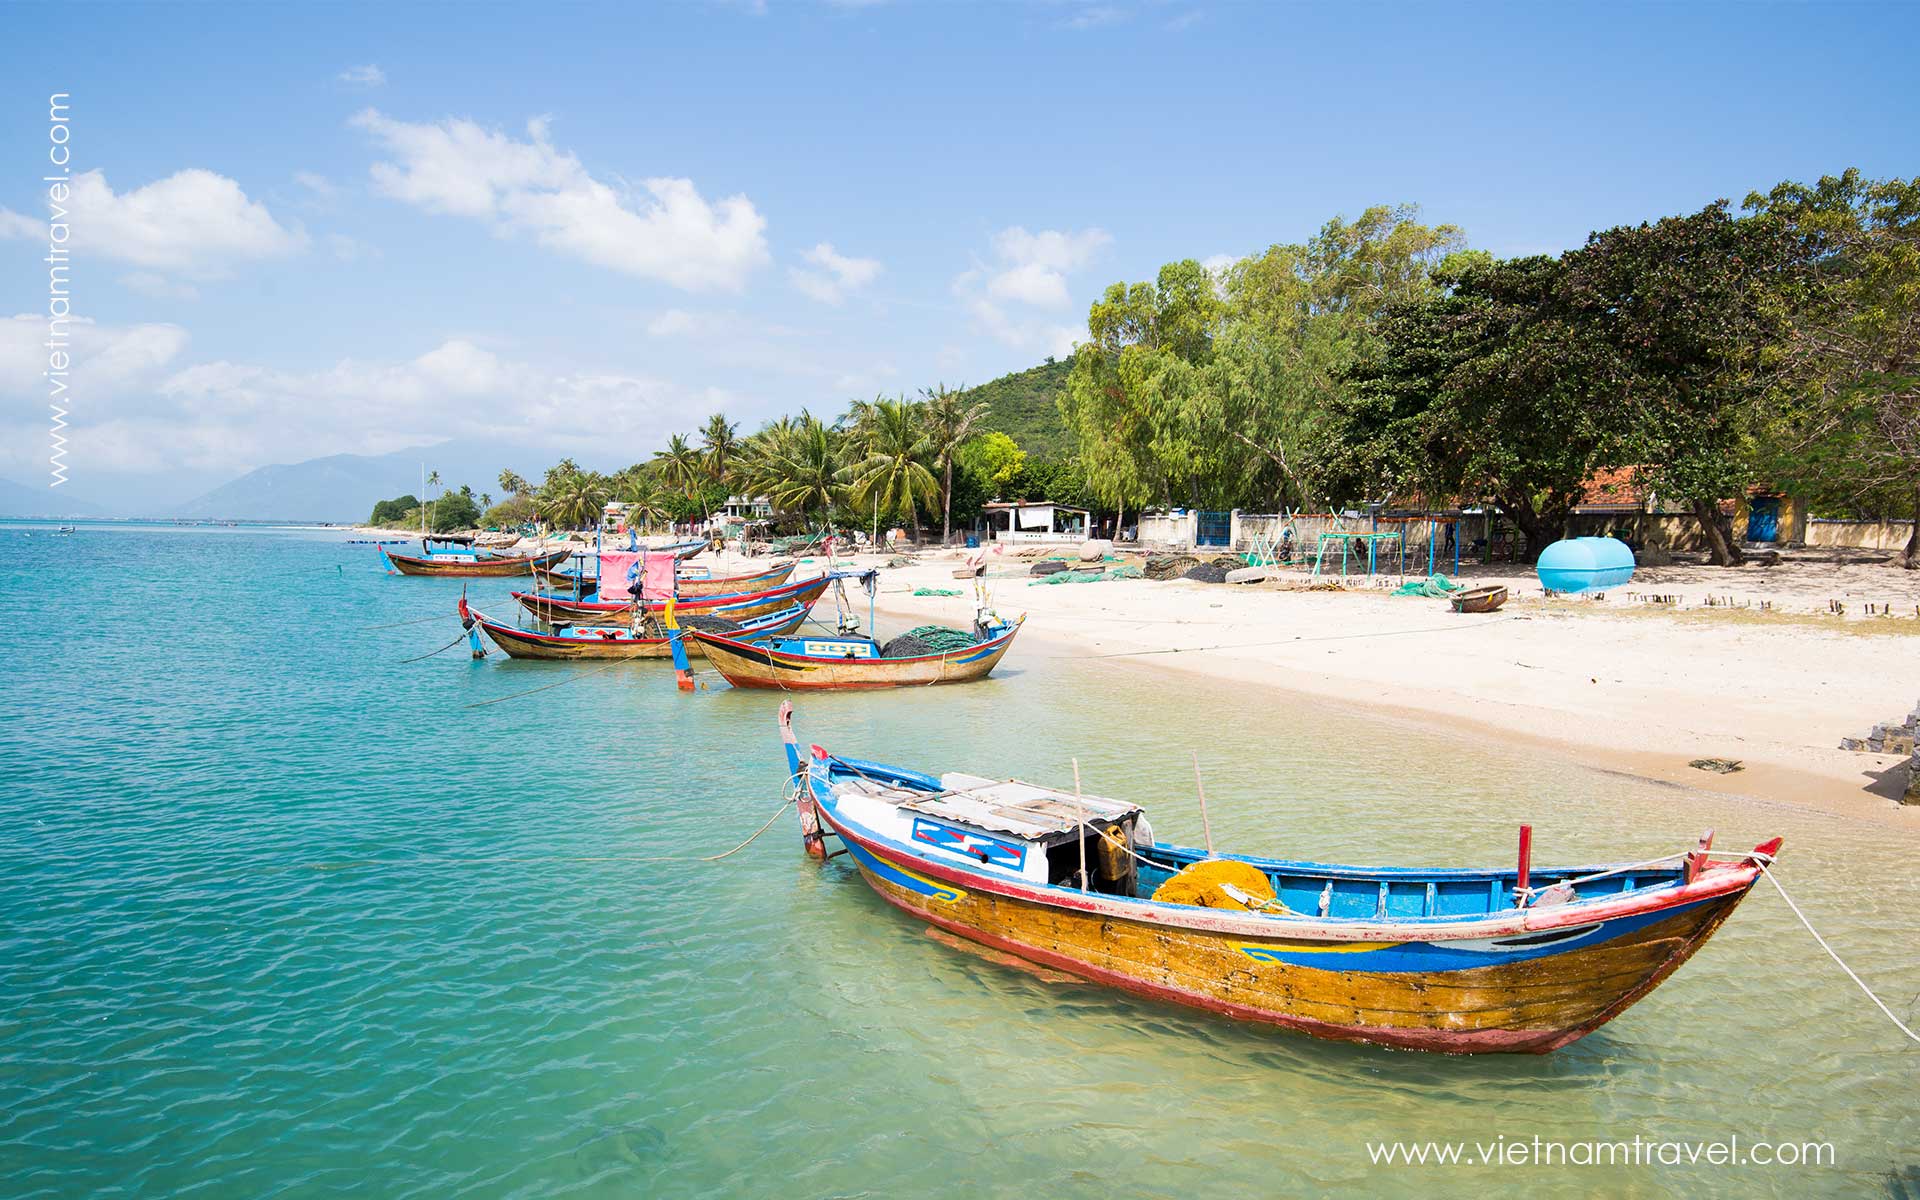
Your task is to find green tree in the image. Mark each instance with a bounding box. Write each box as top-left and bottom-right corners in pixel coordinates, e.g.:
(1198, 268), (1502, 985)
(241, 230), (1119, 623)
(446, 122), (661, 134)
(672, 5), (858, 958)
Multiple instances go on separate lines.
(653, 435), (704, 500)
(536, 465), (610, 529)
(920, 382), (987, 543)
(701, 413), (740, 486)
(958, 432), (1027, 492)
(369, 494), (419, 526)
(430, 486), (480, 532)
(1747, 170), (1920, 566)
(497, 469), (529, 498)
(844, 397), (937, 542)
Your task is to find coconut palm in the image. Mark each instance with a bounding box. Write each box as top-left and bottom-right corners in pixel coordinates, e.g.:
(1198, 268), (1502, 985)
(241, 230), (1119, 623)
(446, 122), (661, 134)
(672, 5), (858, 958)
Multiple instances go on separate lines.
(613, 463), (669, 531)
(756, 413), (842, 522)
(837, 395), (886, 461)
(426, 469), (442, 530)
(844, 398), (937, 543)
(701, 413), (740, 486)
(498, 469), (529, 497)
(535, 466), (610, 530)
(653, 434), (704, 500)
(920, 382), (987, 543)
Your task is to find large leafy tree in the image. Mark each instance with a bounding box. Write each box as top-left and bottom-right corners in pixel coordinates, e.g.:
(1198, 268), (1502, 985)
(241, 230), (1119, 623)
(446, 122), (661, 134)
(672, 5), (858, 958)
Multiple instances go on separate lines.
(535, 463), (610, 529)
(844, 397), (937, 541)
(1747, 170), (1920, 566)
(920, 382), (987, 543)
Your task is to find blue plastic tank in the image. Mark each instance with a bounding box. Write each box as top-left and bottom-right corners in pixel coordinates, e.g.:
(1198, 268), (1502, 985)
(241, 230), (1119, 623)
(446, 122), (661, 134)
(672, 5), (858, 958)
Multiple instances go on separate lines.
(1535, 536), (1635, 594)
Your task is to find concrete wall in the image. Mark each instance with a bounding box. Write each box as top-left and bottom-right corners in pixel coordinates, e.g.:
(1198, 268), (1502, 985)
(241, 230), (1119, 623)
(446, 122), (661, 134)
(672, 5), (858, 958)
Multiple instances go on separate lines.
(1806, 519), (1916, 551)
(1137, 510), (1197, 549)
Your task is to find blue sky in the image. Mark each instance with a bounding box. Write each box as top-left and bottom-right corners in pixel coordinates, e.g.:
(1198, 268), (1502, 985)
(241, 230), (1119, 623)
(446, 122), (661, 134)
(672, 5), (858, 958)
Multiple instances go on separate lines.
(2, 0), (1916, 509)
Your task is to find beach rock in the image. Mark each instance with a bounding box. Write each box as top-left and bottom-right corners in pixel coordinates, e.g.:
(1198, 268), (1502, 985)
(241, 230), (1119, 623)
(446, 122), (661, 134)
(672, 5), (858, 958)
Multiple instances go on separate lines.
(1908, 751), (1920, 805)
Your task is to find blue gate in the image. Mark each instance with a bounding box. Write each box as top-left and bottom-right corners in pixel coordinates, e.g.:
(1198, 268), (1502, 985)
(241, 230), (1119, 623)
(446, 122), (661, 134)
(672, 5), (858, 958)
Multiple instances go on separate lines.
(1196, 510), (1231, 547)
(1747, 497), (1780, 543)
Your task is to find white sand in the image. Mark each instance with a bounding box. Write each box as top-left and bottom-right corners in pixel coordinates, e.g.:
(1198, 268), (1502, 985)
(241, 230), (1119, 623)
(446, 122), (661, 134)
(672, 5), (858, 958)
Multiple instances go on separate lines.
(843, 544), (1920, 824)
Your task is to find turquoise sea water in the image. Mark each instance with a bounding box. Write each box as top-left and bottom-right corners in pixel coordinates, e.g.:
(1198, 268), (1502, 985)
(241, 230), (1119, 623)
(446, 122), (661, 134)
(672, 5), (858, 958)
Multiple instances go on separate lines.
(2, 522), (1916, 1198)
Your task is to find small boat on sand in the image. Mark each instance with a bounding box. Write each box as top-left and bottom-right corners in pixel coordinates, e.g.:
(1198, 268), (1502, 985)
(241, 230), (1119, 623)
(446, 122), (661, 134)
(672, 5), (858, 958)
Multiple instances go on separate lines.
(777, 703), (1779, 1054)
(1451, 584), (1509, 613)
(383, 538), (572, 578)
(687, 616), (1023, 690)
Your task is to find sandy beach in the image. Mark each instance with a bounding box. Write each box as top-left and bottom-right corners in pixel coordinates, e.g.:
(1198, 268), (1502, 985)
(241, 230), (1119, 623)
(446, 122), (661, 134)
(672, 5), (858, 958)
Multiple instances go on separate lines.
(845, 545), (1920, 825)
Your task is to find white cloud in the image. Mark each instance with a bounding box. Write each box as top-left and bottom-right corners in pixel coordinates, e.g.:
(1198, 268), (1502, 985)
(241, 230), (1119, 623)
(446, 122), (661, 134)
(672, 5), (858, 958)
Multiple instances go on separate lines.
(1201, 253), (1240, 277)
(0, 209), (38, 239)
(338, 64), (386, 87)
(952, 225), (1107, 357)
(294, 171), (337, 198)
(789, 241), (882, 305)
(0, 169), (305, 277)
(0, 315), (193, 480)
(352, 109), (770, 291)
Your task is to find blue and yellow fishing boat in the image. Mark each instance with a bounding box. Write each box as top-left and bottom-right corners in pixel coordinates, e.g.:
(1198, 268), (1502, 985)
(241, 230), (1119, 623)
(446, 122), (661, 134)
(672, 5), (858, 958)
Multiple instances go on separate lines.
(776, 704), (1780, 1054)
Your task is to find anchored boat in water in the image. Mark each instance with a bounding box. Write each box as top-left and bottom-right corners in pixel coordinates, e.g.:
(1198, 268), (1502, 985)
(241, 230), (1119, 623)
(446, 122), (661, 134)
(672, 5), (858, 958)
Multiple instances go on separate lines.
(382, 537), (571, 578)
(777, 703), (1779, 1054)
(463, 597), (810, 660)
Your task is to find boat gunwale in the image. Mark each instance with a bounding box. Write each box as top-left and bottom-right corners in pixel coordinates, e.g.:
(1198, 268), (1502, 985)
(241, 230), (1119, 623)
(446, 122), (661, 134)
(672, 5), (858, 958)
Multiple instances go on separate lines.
(510, 572), (833, 617)
(807, 755), (1768, 943)
(690, 616), (1023, 667)
(471, 601), (806, 648)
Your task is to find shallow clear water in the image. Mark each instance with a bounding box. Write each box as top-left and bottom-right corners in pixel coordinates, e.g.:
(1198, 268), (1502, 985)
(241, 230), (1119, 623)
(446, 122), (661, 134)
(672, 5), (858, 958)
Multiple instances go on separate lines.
(2, 522), (1916, 1198)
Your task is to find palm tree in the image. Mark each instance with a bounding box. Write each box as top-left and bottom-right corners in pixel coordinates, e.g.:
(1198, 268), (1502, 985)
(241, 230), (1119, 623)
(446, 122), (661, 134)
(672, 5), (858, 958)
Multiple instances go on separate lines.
(426, 469), (442, 530)
(701, 413), (740, 487)
(844, 397), (937, 543)
(613, 463), (669, 531)
(920, 382), (986, 543)
(653, 434), (704, 501)
(498, 469), (528, 497)
(535, 467), (610, 530)
(837, 394), (886, 461)
(479, 492), (493, 510)
(756, 413), (842, 522)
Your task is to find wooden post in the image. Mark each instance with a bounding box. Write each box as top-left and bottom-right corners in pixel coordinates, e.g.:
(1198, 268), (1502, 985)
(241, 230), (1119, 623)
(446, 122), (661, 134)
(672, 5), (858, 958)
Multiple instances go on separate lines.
(1073, 758), (1088, 892)
(1514, 824), (1533, 906)
(1193, 751), (1215, 859)
(1685, 828), (1715, 883)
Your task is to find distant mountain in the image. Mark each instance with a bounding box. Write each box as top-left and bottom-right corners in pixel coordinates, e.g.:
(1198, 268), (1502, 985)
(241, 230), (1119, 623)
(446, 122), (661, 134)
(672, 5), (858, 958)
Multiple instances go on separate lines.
(956, 359), (1075, 459)
(0, 477), (110, 518)
(174, 439), (626, 523)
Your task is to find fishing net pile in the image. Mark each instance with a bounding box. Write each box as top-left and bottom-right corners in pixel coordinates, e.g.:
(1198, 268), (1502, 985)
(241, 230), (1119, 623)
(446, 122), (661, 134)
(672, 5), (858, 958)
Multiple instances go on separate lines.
(880, 625), (979, 657)
(1144, 554), (1199, 580)
(1029, 564), (1145, 585)
(765, 533), (830, 555)
(1182, 562), (1230, 583)
(1149, 860), (1287, 911)
(1392, 575), (1463, 598)
(636, 613), (743, 636)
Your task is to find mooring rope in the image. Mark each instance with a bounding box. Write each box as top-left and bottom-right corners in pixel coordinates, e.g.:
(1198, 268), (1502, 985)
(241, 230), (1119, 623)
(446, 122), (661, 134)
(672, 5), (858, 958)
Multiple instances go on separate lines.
(397, 630), (472, 664)
(1756, 858), (1920, 1046)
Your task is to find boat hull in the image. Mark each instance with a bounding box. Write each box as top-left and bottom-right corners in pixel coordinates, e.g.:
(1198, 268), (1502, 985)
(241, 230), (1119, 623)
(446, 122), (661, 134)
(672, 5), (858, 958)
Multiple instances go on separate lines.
(531, 559), (795, 598)
(813, 802), (1760, 1054)
(693, 622), (1020, 690)
(474, 605), (807, 660)
(512, 573), (832, 625)
(387, 548), (571, 577)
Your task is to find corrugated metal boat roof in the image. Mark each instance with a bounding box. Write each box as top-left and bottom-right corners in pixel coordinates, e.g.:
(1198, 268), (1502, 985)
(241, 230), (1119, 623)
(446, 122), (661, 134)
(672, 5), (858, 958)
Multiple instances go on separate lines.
(838, 773), (1140, 840)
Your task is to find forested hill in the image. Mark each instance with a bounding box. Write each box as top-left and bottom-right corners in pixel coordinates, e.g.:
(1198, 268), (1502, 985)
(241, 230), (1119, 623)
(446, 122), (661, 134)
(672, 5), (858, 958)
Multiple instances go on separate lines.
(956, 359), (1074, 459)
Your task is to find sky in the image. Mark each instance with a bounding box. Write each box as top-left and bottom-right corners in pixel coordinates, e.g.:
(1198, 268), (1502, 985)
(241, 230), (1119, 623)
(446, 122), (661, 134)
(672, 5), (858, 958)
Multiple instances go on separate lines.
(1, 0), (1916, 510)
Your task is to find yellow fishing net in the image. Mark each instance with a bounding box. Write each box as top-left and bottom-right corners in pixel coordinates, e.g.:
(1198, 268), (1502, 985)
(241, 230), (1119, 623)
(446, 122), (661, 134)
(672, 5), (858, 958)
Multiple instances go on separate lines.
(1150, 859), (1285, 911)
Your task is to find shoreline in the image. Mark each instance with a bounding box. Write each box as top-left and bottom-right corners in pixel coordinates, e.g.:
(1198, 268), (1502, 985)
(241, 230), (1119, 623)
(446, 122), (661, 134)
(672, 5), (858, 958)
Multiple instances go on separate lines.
(855, 548), (1920, 828)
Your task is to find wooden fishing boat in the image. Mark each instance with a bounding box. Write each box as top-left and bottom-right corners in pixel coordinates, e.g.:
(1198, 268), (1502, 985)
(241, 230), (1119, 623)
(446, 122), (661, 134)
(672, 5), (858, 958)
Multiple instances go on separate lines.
(688, 617), (1023, 690)
(777, 705), (1780, 1054)
(383, 540), (572, 577)
(1451, 584), (1509, 613)
(466, 600), (809, 660)
(511, 571), (836, 626)
(531, 559), (796, 599)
